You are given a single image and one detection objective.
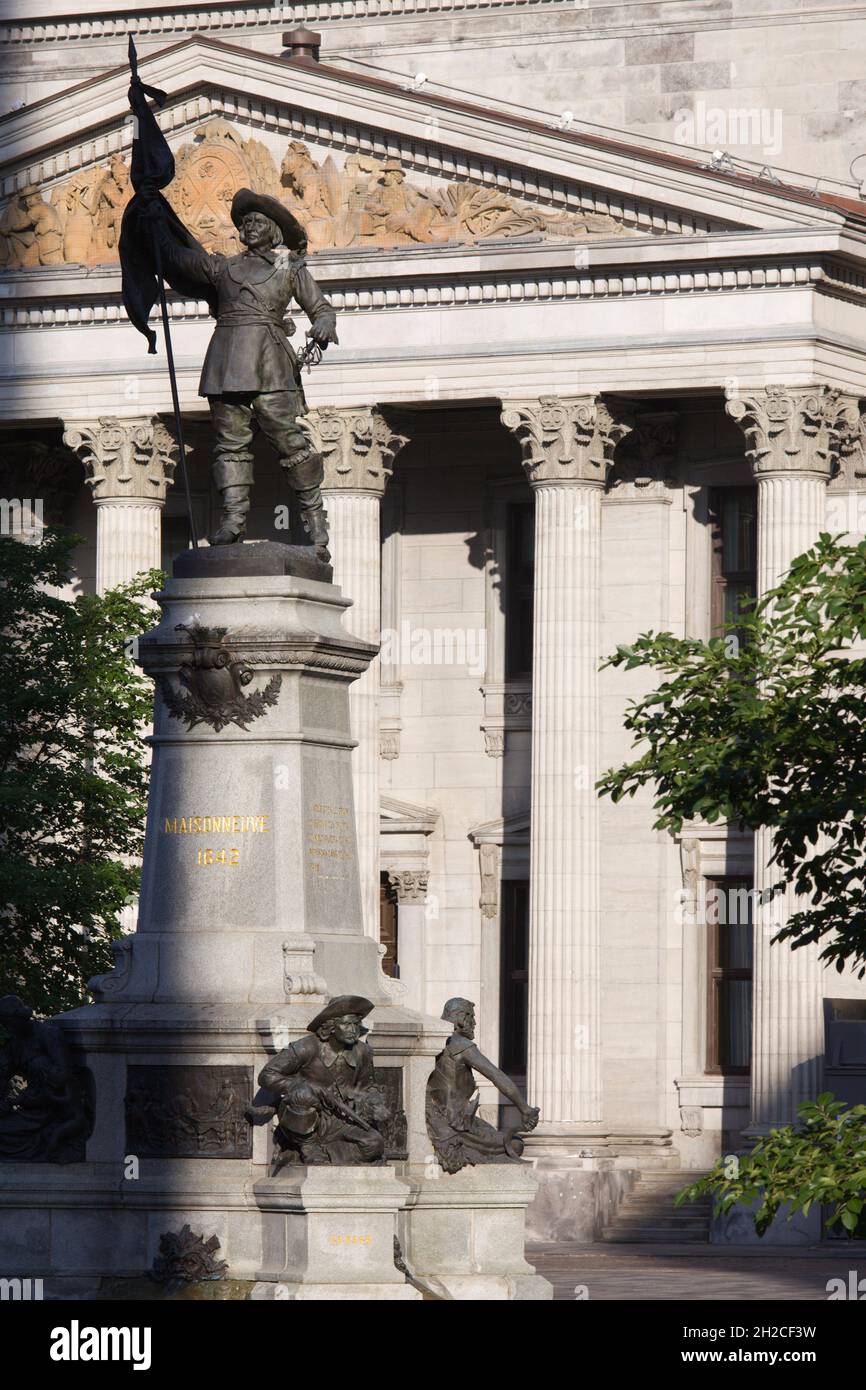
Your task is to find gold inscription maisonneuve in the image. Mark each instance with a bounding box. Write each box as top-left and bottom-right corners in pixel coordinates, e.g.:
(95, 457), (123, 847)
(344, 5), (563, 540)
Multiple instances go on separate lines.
(161, 813), (269, 868)
(163, 815), (269, 834)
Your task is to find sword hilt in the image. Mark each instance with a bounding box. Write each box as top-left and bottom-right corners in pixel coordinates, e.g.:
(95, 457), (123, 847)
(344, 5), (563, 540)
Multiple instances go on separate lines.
(296, 337), (324, 373)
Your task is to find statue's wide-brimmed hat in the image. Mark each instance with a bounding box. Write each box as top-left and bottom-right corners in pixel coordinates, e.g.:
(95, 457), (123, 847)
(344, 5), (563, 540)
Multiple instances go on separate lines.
(230, 188), (308, 253)
(307, 995), (375, 1034)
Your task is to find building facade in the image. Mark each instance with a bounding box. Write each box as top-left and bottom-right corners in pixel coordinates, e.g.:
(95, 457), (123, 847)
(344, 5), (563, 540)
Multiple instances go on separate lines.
(2, 2), (866, 1239)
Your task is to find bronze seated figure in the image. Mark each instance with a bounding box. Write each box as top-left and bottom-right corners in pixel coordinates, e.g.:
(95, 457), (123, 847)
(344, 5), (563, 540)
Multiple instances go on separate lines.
(426, 997), (540, 1174)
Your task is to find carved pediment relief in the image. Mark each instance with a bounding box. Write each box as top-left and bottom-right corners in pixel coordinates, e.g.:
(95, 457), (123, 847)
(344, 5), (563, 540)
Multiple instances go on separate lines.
(279, 142), (627, 251)
(0, 121), (630, 271)
(165, 119), (281, 256)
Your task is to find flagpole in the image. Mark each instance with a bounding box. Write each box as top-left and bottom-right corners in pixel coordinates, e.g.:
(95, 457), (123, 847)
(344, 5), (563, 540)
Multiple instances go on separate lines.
(127, 34), (198, 549)
(150, 230), (198, 549)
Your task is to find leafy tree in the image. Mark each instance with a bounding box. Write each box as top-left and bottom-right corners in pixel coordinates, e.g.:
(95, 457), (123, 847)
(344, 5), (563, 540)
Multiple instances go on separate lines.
(597, 533), (866, 1233)
(598, 533), (866, 975)
(0, 529), (159, 1015)
(676, 1094), (866, 1237)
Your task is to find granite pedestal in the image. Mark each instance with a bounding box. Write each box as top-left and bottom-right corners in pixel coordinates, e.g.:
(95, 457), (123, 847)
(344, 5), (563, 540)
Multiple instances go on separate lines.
(0, 542), (549, 1300)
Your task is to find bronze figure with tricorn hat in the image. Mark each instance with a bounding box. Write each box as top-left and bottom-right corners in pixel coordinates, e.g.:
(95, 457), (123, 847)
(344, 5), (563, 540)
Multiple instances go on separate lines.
(252, 994), (387, 1169)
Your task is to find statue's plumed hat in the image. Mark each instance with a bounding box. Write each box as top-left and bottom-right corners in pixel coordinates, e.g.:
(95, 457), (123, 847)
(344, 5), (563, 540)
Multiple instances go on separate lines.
(307, 995), (374, 1034)
(230, 188), (308, 254)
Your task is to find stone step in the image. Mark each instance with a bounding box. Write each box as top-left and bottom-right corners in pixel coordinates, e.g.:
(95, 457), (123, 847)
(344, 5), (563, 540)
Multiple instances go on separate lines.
(599, 1171), (713, 1245)
(621, 1195), (711, 1210)
(601, 1227), (709, 1244)
(606, 1216), (711, 1229)
(617, 1207), (711, 1222)
(631, 1171), (711, 1188)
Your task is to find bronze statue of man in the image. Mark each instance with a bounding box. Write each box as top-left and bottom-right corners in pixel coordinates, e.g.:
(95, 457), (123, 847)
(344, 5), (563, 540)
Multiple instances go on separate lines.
(254, 995), (388, 1170)
(145, 187), (337, 554)
(0, 995), (92, 1163)
(426, 997), (539, 1174)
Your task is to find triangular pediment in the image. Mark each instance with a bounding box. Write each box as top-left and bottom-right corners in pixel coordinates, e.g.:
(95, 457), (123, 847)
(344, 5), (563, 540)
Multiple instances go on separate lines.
(469, 812), (530, 845)
(380, 796), (439, 834)
(1, 34), (860, 276)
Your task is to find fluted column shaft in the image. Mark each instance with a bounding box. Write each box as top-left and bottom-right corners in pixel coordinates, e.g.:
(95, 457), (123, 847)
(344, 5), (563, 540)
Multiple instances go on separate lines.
(301, 407), (409, 941)
(727, 386), (859, 1127)
(501, 396), (629, 1125)
(324, 489), (382, 942)
(529, 479), (603, 1122)
(752, 473), (827, 1125)
(95, 499), (163, 593)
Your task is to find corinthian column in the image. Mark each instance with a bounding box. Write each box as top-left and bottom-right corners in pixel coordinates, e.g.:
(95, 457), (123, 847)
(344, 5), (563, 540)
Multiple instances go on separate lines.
(300, 407), (409, 941)
(727, 385), (859, 1128)
(62, 417), (177, 594)
(501, 396), (630, 1130)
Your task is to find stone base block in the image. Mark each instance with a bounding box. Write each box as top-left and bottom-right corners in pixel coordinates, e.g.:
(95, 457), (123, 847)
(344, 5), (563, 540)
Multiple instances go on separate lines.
(253, 1165), (416, 1292)
(524, 1157), (635, 1243)
(250, 1281), (421, 1300)
(401, 1163), (553, 1301)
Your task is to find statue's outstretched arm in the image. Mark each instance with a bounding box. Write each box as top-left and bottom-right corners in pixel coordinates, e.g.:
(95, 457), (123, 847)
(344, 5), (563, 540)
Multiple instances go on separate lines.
(150, 214), (222, 289)
(460, 1042), (536, 1118)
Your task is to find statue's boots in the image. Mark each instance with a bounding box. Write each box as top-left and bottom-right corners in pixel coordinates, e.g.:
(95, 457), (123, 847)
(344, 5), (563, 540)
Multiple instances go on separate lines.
(298, 490), (331, 565)
(209, 484), (251, 546)
(281, 446), (331, 564)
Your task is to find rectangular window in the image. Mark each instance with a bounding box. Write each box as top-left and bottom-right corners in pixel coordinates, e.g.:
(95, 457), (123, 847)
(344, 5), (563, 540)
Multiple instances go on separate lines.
(379, 874), (398, 979)
(500, 878), (529, 1075)
(709, 486), (757, 637)
(505, 501), (534, 679)
(706, 875), (753, 1074)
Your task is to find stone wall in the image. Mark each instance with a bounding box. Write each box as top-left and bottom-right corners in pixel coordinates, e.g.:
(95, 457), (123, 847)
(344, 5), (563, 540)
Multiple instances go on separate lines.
(1, 2), (864, 185)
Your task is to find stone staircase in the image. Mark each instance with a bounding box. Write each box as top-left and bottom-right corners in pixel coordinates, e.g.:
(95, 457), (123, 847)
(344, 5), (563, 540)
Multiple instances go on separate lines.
(600, 1171), (713, 1244)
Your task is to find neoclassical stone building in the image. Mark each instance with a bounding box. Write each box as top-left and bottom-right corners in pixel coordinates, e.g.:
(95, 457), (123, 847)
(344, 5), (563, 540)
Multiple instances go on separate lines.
(2, 4), (866, 1239)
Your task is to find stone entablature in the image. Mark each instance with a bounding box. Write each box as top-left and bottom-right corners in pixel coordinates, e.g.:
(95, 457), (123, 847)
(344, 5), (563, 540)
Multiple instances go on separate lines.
(5, 231), (864, 333)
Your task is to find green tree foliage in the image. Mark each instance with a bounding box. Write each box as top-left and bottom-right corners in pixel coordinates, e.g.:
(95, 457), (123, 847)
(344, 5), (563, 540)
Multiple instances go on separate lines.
(598, 533), (866, 975)
(676, 1095), (866, 1237)
(598, 533), (866, 1234)
(0, 530), (159, 1015)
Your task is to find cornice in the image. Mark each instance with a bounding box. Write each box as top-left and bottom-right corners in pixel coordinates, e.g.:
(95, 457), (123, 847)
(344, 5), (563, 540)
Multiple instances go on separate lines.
(3, 241), (865, 332)
(2, 0), (548, 47)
